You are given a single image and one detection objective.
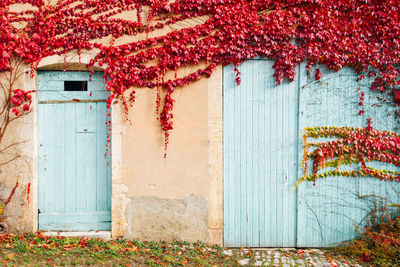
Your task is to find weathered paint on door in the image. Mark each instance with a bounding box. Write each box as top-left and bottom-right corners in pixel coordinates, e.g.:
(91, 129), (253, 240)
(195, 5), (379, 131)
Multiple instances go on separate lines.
(223, 60), (299, 247)
(223, 61), (400, 247)
(38, 71), (111, 231)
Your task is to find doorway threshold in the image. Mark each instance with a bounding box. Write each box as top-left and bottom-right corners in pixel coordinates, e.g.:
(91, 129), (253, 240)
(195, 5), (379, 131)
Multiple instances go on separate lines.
(42, 231), (111, 240)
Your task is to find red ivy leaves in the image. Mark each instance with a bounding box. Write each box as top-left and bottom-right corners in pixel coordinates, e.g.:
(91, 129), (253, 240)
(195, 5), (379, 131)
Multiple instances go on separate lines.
(10, 89), (33, 116)
(300, 125), (400, 185)
(0, 0), (400, 151)
(315, 69), (322, 81)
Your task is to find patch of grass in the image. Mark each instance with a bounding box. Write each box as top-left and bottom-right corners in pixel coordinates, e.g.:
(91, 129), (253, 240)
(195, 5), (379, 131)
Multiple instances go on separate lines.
(0, 233), (240, 266)
(0, 232), (362, 266)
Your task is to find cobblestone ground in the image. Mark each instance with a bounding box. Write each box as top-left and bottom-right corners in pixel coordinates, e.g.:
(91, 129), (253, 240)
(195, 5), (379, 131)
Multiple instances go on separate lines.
(225, 248), (362, 267)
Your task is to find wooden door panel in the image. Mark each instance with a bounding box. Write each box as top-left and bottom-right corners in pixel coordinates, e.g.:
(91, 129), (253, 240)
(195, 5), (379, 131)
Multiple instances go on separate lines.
(223, 60), (299, 247)
(38, 71), (111, 231)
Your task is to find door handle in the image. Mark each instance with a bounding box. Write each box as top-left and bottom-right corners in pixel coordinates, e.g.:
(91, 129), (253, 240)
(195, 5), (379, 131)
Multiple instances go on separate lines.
(283, 173), (288, 184)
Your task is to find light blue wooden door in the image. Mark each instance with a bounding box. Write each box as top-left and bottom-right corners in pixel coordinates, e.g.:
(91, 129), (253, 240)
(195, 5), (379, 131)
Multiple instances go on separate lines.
(224, 60), (400, 247)
(223, 60), (299, 247)
(38, 71), (111, 231)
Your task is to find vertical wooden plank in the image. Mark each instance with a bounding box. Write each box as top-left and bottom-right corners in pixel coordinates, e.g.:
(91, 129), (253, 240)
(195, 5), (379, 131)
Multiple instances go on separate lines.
(38, 104), (50, 215)
(54, 104), (66, 213)
(275, 71), (283, 246)
(38, 104), (44, 214)
(263, 66), (272, 247)
(75, 103), (88, 213)
(222, 65), (229, 246)
(86, 103), (98, 212)
(96, 102), (108, 211)
(64, 103), (76, 213)
(44, 104), (55, 214)
(296, 62), (311, 247)
(239, 62), (247, 246)
(245, 62), (252, 246)
(223, 64), (236, 246)
(251, 61), (259, 247)
(106, 109), (112, 212)
(257, 61), (266, 247)
(269, 63), (278, 246)
(233, 65), (241, 245)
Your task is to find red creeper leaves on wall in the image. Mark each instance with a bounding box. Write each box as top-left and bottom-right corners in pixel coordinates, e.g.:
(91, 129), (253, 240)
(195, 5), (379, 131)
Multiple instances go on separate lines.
(10, 89), (33, 117)
(0, 0), (399, 156)
(299, 125), (400, 186)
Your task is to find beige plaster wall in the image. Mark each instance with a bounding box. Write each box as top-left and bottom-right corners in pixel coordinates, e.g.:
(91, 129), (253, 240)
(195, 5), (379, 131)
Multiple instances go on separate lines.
(112, 66), (223, 244)
(0, 66), (38, 234)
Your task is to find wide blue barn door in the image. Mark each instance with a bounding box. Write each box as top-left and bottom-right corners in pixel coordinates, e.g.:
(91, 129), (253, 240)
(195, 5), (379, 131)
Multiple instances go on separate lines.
(223, 60), (299, 247)
(224, 61), (400, 247)
(38, 71), (111, 231)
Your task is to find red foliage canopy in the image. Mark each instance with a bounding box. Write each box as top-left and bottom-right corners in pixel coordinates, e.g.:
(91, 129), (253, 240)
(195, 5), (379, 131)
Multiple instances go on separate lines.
(1, 0), (400, 152)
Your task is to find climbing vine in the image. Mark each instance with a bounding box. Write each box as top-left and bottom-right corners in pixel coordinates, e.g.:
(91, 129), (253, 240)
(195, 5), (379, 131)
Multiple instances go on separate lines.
(0, 0), (400, 156)
(299, 125), (400, 186)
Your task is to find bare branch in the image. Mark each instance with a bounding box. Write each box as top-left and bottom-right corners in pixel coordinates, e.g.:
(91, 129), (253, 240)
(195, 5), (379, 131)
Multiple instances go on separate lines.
(0, 140), (28, 152)
(0, 155), (21, 167)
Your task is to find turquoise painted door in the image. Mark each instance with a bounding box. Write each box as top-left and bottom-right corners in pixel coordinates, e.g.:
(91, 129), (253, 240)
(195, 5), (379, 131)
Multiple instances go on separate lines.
(223, 60), (400, 247)
(223, 60), (299, 247)
(38, 71), (111, 231)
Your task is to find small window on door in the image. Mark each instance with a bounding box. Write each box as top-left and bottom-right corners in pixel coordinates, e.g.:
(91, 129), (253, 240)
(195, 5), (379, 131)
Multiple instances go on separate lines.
(64, 81), (88, 91)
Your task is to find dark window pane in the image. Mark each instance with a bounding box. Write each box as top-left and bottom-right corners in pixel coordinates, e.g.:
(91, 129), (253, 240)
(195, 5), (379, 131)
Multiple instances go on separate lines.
(64, 81), (88, 91)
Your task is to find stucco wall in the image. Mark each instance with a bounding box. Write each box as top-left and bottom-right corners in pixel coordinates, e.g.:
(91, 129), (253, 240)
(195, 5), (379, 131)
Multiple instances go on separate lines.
(0, 66), (38, 234)
(111, 65), (223, 243)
